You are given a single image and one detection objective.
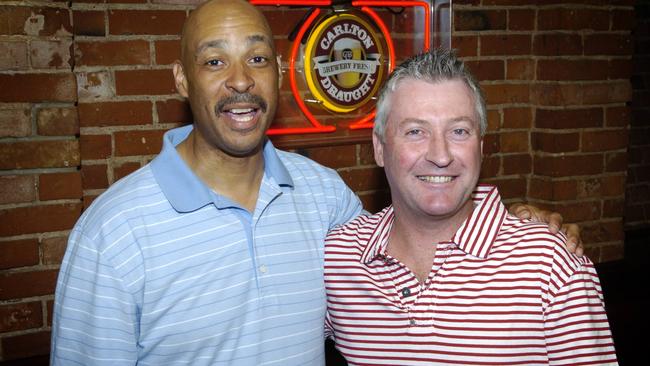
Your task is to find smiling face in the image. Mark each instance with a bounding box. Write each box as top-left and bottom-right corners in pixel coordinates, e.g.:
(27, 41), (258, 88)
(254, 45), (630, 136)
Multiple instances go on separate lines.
(173, 0), (281, 157)
(373, 78), (483, 224)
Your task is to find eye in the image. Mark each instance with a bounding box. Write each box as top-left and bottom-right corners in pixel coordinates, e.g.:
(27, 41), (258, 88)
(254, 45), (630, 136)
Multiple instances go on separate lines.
(205, 59), (223, 67)
(405, 128), (423, 136)
(250, 55), (268, 65)
(453, 128), (468, 135)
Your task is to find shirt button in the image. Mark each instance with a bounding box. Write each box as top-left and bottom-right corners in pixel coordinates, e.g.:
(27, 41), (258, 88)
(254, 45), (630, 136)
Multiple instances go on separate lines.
(259, 264), (267, 273)
(401, 288), (411, 297)
(409, 319), (416, 326)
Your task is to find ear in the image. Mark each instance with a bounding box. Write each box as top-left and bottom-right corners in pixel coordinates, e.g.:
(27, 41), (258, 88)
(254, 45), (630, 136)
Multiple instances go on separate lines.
(372, 133), (385, 167)
(276, 54), (283, 90)
(173, 61), (189, 98)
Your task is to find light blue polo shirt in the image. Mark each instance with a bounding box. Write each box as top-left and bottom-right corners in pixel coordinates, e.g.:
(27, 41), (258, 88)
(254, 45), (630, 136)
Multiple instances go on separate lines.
(51, 125), (363, 365)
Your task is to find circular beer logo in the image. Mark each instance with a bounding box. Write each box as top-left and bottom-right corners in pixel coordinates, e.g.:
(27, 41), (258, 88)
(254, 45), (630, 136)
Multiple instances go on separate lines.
(304, 12), (386, 113)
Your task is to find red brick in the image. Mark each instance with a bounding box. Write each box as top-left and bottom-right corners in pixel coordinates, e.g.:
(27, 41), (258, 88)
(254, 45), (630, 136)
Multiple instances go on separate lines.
(155, 39), (181, 65)
(0, 269), (58, 301)
(359, 143), (375, 165)
(157, 99), (192, 124)
(482, 83), (529, 104)
(0, 73), (76, 102)
(533, 34), (582, 56)
(115, 69), (176, 95)
(577, 175), (626, 198)
(535, 108), (603, 129)
(0, 330), (51, 360)
(297, 145), (356, 169)
(37, 107), (79, 136)
(42, 236), (68, 265)
(0, 40), (28, 70)
(83, 193), (99, 210)
(0, 239), (39, 270)
(263, 8), (310, 37)
(582, 220), (625, 245)
(0, 175), (36, 204)
(114, 129), (166, 156)
(502, 154), (532, 175)
(0, 108), (31, 138)
(480, 34), (531, 56)
(486, 109), (500, 132)
(465, 60), (504, 81)
(79, 134), (112, 161)
(82, 164), (109, 190)
(0, 140), (79, 170)
(454, 10), (506, 31)
(452, 36), (478, 57)
(531, 83), (582, 106)
(491, 177), (527, 199)
(0, 301), (42, 334)
(537, 59), (609, 81)
(338, 167), (388, 192)
(612, 9), (636, 31)
(482, 133), (499, 155)
(0, 6), (71, 36)
(600, 243), (624, 262)
(529, 178), (579, 201)
(603, 198), (625, 218)
(584, 34), (634, 56)
(606, 151), (628, 172)
(534, 154), (604, 177)
(109, 9), (185, 35)
(39, 172), (83, 201)
(609, 59), (633, 80)
(275, 94), (303, 120)
(582, 82), (632, 105)
(582, 129), (628, 152)
(114, 162), (142, 181)
(0, 203), (82, 237)
(76, 40), (150, 66)
(538, 8), (609, 31)
(73, 10), (105, 36)
(76, 70), (113, 101)
(358, 189), (391, 214)
(508, 9), (534, 31)
(532, 131), (580, 153)
(79, 101), (153, 127)
(480, 155), (500, 179)
(605, 106), (631, 128)
(500, 131), (529, 153)
(502, 107), (532, 129)
(552, 200), (602, 222)
(506, 59), (534, 80)
(30, 40), (72, 69)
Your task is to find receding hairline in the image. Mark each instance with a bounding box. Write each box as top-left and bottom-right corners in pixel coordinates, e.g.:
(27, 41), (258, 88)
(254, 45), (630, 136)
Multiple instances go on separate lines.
(180, 0), (273, 61)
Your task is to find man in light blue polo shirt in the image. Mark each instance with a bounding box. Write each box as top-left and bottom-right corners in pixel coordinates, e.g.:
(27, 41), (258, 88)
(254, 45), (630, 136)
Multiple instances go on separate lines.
(50, 1), (582, 365)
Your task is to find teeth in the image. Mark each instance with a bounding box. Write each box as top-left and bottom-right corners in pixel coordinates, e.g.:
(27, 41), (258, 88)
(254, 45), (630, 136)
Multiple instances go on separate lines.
(229, 108), (254, 114)
(417, 176), (453, 183)
(232, 114), (254, 122)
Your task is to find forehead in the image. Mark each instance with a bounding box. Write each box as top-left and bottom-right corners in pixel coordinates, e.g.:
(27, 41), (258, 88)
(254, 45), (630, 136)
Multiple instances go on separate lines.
(388, 78), (476, 121)
(185, 1), (273, 54)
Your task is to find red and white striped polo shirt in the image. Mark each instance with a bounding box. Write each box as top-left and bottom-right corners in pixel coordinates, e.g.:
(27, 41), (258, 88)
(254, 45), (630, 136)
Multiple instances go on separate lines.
(324, 185), (617, 365)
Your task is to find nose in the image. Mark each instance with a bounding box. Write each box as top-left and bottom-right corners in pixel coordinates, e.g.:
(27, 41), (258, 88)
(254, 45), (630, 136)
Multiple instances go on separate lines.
(425, 133), (453, 168)
(225, 61), (255, 93)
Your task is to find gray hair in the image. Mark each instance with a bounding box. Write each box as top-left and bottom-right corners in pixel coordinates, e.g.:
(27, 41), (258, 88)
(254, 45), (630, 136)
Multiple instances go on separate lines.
(373, 48), (487, 141)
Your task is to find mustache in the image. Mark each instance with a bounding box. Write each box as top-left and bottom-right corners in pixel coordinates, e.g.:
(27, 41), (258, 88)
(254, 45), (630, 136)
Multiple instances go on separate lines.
(215, 93), (268, 114)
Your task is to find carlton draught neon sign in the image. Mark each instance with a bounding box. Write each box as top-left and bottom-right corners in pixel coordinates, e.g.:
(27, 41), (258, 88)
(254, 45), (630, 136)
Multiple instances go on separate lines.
(250, 0), (449, 135)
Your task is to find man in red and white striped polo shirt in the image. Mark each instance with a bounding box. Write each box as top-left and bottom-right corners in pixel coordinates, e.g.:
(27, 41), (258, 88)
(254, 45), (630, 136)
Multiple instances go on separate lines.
(324, 49), (617, 365)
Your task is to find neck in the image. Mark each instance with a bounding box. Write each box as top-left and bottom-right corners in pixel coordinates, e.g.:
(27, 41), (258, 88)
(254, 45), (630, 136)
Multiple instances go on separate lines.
(386, 201), (475, 283)
(177, 131), (265, 212)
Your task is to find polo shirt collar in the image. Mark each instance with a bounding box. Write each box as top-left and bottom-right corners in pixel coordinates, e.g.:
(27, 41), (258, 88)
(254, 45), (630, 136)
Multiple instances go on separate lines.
(360, 184), (507, 263)
(150, 125), (294, 213)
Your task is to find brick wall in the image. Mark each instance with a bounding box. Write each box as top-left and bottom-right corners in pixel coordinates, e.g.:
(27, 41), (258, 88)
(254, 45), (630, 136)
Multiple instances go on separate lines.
(628, 1), (650, 229)
(0, 0), (638, 362)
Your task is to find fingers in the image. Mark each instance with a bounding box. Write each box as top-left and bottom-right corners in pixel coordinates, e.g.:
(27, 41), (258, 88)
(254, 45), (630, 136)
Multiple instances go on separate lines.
(546, 212), (563, 234)
(509, 203), (532, 219)
(561, 223), (584, 257)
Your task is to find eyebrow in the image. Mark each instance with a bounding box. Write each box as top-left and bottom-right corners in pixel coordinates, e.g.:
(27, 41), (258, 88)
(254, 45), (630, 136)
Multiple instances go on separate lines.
(194, 34), (272, 58)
